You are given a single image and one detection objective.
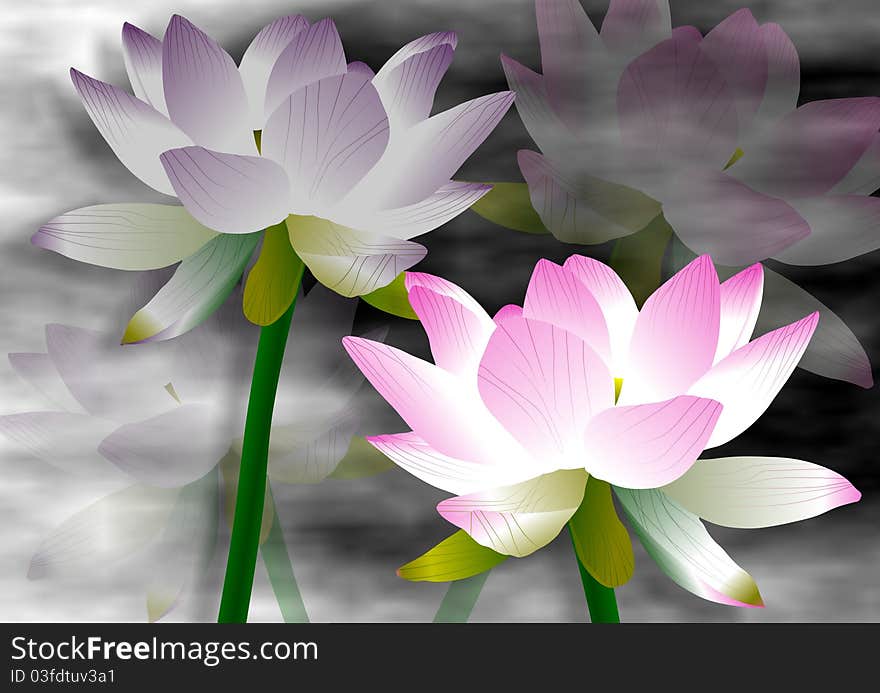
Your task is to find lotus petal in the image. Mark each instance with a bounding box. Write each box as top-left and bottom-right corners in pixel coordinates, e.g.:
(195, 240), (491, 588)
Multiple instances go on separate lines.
(615, 487), (764, 607)
(33, 203), (217, 270)
(663, 456), (861, 529)
(437, 469), (588, 557)
(238, 15), (309, 128)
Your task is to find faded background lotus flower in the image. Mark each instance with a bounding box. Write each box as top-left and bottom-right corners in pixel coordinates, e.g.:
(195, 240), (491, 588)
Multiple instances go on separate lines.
(1, 0), (877, 621)
(0, 275), (390, 621)
(495, 0), (880, 389)
(344, 256), (860, 607)
(32, 13), (513, 343)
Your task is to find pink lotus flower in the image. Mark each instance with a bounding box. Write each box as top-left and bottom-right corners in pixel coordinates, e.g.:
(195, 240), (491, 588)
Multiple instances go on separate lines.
(501, 0), (879, 387)
(506, 0), (880, 264)
(33, 14), (513, 341)
(343, 255), (860, 606)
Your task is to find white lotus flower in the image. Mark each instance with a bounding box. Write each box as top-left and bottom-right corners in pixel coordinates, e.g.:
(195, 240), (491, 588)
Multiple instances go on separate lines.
(1, 280), (382, 620)
(33, 15), (514, 341)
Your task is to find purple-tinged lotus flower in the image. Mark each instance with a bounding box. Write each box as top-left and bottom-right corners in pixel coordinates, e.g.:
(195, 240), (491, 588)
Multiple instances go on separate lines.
(33, 15), (513, 342)
(500, 0), (879, 387)
(0, 280), (386, 620)
(342, 255), (860, 607)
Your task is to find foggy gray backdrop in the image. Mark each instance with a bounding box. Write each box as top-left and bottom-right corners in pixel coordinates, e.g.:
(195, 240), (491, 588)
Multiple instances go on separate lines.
(1, 0), (877, 622)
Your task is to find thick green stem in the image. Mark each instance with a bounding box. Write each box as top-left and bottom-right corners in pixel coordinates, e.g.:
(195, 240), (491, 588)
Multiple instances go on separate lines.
(568, 526), (620, 623)
(575, 214), (674, 624)
(218, 295), (299, 623)
(433, 572), (491, 623)
(261, 484), (309, 623)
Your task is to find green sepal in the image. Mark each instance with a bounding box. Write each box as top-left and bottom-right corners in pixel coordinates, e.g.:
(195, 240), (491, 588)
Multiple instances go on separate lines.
(568, 477), (634, 589)
(608, 213), (672, 307)
(360, 272), (419, 320)
(243, 223), (305, 326)
(329, 437), (396, 480)
(468, 181), (550, 234)
(398, 530), (508, 582)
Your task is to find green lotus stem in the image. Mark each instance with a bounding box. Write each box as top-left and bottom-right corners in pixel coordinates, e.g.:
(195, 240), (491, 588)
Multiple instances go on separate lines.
(567, 526), (620, 623)
(261, 484), (309, 623)
(218, 278), (301, 623)
(567, 212), (675, 624)
(433, 572), (491, 623)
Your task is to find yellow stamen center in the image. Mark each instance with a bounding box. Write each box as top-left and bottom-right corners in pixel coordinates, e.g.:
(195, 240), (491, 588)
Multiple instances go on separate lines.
(724, 147), (744, 170)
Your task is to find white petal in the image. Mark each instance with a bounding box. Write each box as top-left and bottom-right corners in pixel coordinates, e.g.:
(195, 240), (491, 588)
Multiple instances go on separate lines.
(342, 336), (532, 470)
(346, 91), (515, 210)
(70, 69), (191, 195)
(160, 147), (290, 234)
(287, 216), (426, 297)
(615, 487), (764, 607)
(563, 255), (639, 376)
(747, 22), (800, 134)
(266, 409), (359, 484)
(477, 315), (614, 464)
(368, 432), (530, 496)
(29, 485), (178, 579)
(405, 271), (495, 377)
(161, 15), (254, 154)
(351, 181), (491, 240)
(437, 469), (587, 558)
(145, 470), (218, 621)
(372, 31), (457, 129)
(832, 133), (880, 195)
(537, 0), (612, 131)
(122, 233), (260, 344)
(121, 23), (167, 115)
(499, 54), (569, 160)
(33, 203), (217, 270)
(0, 411), (118, 477)
(261, 71), (389, 212)
(8, 351), (83, 412)
(715, 263), (764, 363)
(619, 256), (720, 405)
(600, 0), (672, 62)
(522, 258), (612, 364)
(45, 324), (176, 420)
(617, 30), (737, 172)
(663, 456), (861, 528)
(774, 195), (880, 266)
(238, 15), (309, 129)
(751, 268), (872, 388)
(264, 18), (348, 118)
(517, 150), (660, 245)
(689, 313), (819, 448)
(583, 396), (722, 488)
(98, 404), (230, 487)
(699, 9), (768, 130)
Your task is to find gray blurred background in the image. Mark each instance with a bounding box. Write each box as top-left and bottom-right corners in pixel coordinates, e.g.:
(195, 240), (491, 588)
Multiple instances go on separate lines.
(1, 0), (877, 622)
